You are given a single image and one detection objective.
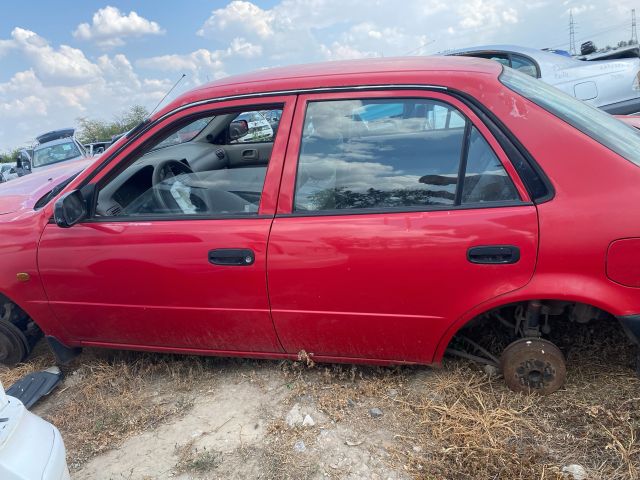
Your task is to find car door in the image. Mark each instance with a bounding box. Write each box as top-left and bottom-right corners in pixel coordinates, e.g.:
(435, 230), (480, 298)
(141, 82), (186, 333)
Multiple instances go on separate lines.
(267, 90), (539, 363)
(37, 97), (294, 353)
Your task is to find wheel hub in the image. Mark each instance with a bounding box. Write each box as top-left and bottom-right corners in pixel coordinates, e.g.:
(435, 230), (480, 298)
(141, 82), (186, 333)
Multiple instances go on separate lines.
(500, 338), (566, 395)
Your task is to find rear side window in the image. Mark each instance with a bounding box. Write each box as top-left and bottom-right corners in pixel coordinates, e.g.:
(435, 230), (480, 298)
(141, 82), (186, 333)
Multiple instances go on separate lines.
(294, 98), (520, 212)
(500, 67), (640, 167)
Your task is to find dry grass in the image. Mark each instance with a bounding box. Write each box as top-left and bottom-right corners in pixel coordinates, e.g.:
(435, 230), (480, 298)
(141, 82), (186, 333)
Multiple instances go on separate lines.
(0, 317), (638, 479)
(262, 319), (640, 479)
(174, 439), (222, 474)
(0, 345), (220, 470)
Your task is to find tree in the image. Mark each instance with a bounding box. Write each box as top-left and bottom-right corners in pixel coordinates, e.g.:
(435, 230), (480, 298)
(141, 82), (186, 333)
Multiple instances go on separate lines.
(76, 105), (149, 144)
(0, 148), (20, 164)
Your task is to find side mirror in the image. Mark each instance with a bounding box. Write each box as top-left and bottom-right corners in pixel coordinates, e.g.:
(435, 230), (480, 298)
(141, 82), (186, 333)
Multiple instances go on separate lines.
(229, 119), (249, 141)
(54, 190), (87, 228)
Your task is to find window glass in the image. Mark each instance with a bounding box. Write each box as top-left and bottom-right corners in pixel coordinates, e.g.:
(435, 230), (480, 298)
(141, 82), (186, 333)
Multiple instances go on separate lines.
(511, 55), (538, 77)
(500, 67), (640, 167)
(154, 116), (213, 150)
(471, 53), (511, 67)
(33, 141), (81, 167)
(95, 108), (281, 218)
(462, 127), (520, 203)
(229, 110), (281, 144)
(294, 99), (467, 211)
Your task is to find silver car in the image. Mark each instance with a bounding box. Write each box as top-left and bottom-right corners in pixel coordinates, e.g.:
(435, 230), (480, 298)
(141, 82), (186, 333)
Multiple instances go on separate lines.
(445, 44), (640, 114)
(0, 163), (18, 183)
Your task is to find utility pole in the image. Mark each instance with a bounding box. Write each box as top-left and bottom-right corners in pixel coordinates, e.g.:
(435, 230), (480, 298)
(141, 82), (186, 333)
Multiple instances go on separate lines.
(632, 9), (638, 44)
(569, 10), (577, 55)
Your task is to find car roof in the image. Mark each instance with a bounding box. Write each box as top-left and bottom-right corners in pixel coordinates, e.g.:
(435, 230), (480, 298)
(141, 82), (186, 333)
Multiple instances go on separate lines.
(156, 56), (501, 119)
(34, 137), (77, 151)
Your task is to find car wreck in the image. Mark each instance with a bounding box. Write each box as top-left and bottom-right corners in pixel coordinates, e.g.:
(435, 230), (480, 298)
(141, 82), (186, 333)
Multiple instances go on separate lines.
(2, 56), (640, 395)
(446, 44), (640, 114)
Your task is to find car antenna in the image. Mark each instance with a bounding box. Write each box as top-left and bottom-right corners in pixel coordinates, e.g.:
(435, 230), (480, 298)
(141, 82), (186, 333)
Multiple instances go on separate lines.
(127, 73), (186, 138)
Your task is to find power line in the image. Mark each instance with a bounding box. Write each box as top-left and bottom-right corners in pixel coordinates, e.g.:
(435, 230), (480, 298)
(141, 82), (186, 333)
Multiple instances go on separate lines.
(547, 20), (628, 50)
(569, 10), (577, 55)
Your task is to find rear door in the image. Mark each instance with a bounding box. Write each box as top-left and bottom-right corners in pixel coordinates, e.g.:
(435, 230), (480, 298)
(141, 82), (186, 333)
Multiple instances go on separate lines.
(267, 90), (538, 363)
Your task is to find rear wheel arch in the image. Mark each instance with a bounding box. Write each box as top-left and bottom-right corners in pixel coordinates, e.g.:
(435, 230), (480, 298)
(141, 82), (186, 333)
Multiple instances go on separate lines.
(433, 291), (623, 363)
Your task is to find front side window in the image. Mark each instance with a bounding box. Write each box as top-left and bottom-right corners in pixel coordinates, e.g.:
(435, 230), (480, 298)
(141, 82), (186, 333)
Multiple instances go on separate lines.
(294, 98), (520, 212)
(95, 107), (282, 218)
(500, 67), (640, 167)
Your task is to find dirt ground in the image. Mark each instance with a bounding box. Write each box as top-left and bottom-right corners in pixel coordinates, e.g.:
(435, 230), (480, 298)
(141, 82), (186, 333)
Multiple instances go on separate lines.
(2, 317), (640, 479)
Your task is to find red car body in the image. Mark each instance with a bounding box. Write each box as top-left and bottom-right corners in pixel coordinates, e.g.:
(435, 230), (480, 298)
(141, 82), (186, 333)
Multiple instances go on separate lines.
(2, 56), (640, 369)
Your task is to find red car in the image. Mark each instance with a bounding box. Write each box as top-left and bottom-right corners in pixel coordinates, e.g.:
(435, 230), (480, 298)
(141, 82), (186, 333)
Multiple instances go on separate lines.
(2, 57), (640, 395)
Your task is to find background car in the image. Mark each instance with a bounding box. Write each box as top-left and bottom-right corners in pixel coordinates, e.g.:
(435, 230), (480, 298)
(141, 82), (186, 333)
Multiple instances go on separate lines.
(445, 44), (640, 114)
(0, 163), (18, 183)
(233, 111), (274, 142)
(23, 129), (88, 174)
(0, 381), (70, 480)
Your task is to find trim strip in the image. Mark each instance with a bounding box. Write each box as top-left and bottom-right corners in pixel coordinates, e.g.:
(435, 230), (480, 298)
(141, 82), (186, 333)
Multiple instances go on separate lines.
(276, 201), (533, 218)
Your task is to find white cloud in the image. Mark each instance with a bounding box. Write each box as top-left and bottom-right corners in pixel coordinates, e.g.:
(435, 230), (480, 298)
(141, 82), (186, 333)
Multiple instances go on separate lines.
(198, 1), (275, 39)
(227, 37), (263, 58)
(73, 6), (164, 48)
(137, 49), (227, 84)
(0, 28), (171, 147)
(9, 28), (101, 85)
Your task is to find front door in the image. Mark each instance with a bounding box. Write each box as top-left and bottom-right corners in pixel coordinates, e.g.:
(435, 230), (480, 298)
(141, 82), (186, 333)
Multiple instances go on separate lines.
(38, 97), (295, 353)
(267, 91), (539, 363)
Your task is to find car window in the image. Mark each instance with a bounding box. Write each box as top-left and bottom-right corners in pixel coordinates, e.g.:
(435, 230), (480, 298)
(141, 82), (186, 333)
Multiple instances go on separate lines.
(229, 110), (280, 144)
(500, 67), (640, 167)
(462, 127), (520, 203)
(153, 116), (214, 150)
(95, 107), (283, 218)
(294, 98), (520, 212)
(472, 52), (511, 67)
(511, 55), (538, 78)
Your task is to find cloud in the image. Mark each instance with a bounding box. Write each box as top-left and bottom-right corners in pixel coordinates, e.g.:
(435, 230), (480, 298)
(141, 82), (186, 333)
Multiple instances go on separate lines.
(73, 6), (164, 48)
(198, 1), (274, 39)
(10, 28), (101, 85)
(0, 28), (171, 147)
(137, 49), (227, 84)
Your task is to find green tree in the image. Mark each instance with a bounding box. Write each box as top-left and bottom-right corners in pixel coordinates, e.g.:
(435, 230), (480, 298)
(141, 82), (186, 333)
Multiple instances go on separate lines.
(0, 148), (20, 163)
(76, 105), (148, 144)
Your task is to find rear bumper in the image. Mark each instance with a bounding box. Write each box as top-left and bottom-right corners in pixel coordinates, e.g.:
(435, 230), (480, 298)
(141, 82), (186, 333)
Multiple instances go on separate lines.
(618, 314), (640, 344)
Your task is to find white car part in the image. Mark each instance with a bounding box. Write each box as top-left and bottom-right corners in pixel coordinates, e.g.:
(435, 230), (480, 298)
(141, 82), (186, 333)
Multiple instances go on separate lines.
(0, 381), (70, 480)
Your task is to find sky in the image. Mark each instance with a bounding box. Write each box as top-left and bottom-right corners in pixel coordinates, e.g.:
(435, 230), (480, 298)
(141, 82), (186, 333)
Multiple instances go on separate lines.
(0, 0), (637, 150)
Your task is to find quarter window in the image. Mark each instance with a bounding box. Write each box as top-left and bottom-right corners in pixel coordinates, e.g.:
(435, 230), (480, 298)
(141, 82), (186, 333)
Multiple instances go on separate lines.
(294, 98), (520, 212)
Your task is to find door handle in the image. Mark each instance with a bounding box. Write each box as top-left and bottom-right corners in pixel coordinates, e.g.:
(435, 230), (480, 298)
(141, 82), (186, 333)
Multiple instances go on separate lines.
(241, 149), (258, 160)
(467, 245), (520, 264)
(208, 248), (255, 266)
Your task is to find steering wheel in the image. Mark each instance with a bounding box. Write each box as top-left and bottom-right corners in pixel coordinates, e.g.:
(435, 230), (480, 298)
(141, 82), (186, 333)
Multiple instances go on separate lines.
(152, 159), (194, 211)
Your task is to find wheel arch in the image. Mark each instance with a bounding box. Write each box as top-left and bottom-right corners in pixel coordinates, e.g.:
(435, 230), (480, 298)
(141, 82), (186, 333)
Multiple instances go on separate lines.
(432, 277), (628, 363)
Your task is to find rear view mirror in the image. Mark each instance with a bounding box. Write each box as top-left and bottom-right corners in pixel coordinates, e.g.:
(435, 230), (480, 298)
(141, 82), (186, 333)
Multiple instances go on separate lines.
(229, 119), (249, 141)
(54, 190), (87, 228)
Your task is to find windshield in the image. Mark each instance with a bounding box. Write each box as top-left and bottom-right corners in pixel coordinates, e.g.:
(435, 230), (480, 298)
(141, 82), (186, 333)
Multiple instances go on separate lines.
(33, 141), (81, 167)
(500, 67), (640, 166)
